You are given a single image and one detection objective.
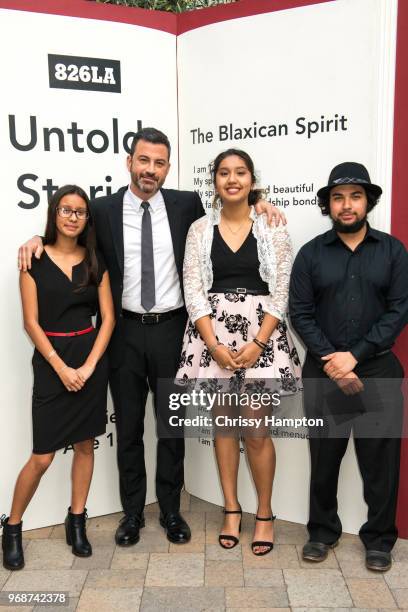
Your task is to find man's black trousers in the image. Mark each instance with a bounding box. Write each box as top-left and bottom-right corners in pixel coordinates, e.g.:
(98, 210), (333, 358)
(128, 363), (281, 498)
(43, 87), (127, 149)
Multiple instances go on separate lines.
(303, 351), (404, 552)
(109, 310), (187, 517)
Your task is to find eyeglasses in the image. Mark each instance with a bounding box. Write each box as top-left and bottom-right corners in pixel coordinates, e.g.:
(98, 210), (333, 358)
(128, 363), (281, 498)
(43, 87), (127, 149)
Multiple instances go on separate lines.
(56, 207), (89, 220)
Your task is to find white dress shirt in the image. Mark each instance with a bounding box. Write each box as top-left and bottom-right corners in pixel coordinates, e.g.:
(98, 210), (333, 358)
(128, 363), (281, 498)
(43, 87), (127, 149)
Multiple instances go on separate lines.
(122, 187), (183, 313)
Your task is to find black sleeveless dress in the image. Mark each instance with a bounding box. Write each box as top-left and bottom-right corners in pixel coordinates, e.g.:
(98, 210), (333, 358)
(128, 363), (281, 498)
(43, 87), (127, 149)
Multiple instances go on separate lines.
(27, 251), (108, 454)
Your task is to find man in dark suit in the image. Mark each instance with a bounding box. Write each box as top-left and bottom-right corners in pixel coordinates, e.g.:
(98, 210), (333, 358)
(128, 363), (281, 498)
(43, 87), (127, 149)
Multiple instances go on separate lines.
(19, 127), (283, 546)
(92, 128), (203, 545)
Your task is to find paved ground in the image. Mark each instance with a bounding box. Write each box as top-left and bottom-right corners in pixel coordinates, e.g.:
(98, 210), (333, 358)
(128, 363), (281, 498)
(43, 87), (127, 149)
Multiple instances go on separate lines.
(1, 492), (407, 611)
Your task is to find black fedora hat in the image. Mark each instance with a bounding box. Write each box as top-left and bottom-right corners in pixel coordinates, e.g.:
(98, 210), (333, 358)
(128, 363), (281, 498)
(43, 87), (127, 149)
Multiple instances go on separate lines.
(317, 162), (382, 200)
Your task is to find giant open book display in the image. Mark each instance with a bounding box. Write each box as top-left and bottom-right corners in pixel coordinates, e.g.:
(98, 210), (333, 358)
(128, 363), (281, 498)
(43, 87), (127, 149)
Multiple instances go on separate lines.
(1, 0), (407, 536)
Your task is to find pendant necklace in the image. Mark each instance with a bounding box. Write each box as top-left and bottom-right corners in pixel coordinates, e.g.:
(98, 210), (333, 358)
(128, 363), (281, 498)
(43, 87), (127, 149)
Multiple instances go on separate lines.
(221, 210), (249, 235)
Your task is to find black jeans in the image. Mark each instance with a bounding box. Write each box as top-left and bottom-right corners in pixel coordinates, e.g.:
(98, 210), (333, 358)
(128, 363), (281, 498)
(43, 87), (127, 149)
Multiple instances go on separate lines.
(109, 310), (187, 517)
(303, 351), (404, 552)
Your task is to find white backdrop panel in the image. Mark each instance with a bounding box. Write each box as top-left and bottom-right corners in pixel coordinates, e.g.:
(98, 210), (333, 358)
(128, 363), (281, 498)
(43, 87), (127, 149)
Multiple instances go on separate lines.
(0, 8), (178, 530)
(178, 0), (397, 534)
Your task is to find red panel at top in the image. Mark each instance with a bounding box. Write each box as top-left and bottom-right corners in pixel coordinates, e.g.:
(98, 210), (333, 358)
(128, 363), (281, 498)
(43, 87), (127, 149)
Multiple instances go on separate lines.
(177, 0), (333, 35)
(0, 0), (339, 36)
(0, 0), (177, 34)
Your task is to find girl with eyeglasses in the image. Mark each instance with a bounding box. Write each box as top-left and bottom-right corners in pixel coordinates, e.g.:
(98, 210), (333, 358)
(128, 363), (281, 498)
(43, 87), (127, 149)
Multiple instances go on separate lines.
(1, 185), (115, 571)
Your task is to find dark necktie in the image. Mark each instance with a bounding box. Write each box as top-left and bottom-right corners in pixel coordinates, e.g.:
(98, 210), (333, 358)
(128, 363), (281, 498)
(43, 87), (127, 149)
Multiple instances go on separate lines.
(141, 201), (155, 311)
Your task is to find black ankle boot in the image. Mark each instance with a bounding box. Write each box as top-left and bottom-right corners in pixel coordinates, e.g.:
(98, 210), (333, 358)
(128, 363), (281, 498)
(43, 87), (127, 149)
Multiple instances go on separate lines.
(1, 515), (25, 571)
(64, 507), (92, 557)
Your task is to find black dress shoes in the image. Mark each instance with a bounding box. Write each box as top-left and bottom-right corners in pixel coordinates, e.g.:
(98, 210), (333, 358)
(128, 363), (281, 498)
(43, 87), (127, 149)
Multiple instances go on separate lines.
(159, 512), (191, 544)
(115, 514), (145, 546)
(366, 550), (392, 572)
(302, 540), (338, 562)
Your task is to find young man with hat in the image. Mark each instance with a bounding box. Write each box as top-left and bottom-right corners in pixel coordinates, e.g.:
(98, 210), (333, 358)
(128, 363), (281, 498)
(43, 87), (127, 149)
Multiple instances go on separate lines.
(289, 162), (408, 571)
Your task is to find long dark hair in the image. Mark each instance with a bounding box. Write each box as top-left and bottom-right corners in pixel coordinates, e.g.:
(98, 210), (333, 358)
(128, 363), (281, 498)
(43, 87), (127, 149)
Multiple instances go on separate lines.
(44, 185), (99, 288)
(210, 148), (264, 206)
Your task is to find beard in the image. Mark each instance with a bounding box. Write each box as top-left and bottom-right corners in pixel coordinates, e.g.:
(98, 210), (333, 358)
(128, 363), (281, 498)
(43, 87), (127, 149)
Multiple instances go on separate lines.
(332, 214), (367, 234)
(130, 171), (163, 195)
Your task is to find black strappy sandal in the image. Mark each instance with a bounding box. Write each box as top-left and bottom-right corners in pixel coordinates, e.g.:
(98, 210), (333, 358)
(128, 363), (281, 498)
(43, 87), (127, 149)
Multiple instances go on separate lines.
(218, 507), (242, 549)
(251, 514), (276, 556)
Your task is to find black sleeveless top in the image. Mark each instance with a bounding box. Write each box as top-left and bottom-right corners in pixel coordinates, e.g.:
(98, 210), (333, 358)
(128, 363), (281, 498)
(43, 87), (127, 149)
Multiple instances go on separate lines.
(28, 250), (106, 332)
(209, 225), (269, 293)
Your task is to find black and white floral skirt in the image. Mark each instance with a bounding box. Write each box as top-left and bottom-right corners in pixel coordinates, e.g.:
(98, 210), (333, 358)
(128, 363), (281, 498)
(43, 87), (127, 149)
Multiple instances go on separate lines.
(176, 293), (301, 392)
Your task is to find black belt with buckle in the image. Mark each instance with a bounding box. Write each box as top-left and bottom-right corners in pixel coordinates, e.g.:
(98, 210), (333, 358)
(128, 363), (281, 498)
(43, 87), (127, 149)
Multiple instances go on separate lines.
(209, 287), (268, 296)
(122, 307), (185, 324)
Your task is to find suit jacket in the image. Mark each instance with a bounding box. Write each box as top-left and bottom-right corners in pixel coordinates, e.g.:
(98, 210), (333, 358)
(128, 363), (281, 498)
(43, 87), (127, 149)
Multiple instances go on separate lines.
(91, 186), (205, 367)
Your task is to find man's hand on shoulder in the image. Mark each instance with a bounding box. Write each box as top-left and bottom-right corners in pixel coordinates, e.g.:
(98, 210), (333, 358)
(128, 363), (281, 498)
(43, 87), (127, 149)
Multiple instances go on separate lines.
(322, 351), (357, 379)
(254, 199), (287, 226)
(18, 236), (44, 271)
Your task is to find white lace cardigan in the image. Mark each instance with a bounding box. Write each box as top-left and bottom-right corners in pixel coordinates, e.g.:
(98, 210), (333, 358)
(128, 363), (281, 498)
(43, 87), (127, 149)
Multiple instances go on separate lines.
(183, 206), (293, 324)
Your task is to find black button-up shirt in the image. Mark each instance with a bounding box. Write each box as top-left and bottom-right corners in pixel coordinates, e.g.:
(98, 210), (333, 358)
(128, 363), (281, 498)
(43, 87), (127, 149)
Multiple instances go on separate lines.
(289, 224), (408, 362)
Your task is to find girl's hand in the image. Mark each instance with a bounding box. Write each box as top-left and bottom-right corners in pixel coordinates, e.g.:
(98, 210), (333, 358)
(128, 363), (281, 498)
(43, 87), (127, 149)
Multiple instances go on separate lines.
(234, 342), (263, 369)
(58, 366), (85, 392)
(76, 363), (95, 384)
(212, 345), (240, 371)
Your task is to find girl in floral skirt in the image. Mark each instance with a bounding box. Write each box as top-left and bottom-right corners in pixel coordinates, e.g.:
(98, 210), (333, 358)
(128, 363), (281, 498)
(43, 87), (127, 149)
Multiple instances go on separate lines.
(177, 149), (301, 555)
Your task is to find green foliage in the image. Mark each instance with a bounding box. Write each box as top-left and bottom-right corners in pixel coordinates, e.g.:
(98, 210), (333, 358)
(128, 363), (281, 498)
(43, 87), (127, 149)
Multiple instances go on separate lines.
(94, 0), (237, 13)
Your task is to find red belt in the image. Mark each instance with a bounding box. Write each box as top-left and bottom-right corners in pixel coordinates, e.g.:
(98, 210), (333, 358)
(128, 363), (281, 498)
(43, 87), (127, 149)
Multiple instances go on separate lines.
(45, 326), (94, 337)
